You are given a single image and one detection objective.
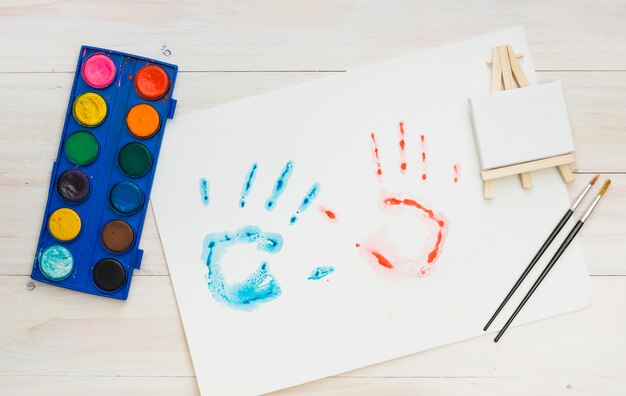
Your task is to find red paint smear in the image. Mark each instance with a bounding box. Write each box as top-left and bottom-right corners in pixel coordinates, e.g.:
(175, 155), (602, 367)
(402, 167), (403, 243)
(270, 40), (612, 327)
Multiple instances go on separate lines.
(372, 251), (394, 268)
(355, 243), (361, 248)
(453, 163), (461, 183)
(370, 132), (383, 179)
(428, 230), (444, 263)
(419, 134), (428, 181)
(318, 206), (338, 223)
(384, 197), (434, 217)
(383, 197), (446, 264)
(398, 122), (407, 172)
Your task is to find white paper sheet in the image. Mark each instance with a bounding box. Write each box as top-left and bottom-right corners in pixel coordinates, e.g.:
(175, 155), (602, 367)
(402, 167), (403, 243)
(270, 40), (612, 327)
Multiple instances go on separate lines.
(151, 27), (592, 395)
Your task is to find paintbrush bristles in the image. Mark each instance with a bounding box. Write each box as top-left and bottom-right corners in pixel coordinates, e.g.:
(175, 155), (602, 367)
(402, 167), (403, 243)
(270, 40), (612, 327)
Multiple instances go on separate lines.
(590, 174), (599, 186)
(599, 180), (611, 196)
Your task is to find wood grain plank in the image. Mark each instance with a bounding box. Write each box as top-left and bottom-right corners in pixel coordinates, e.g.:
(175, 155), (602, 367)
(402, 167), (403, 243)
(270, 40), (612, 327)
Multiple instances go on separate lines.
(274, 377), (626, 396)
(0, 376), (200, 396)
(0, 276), (193, 377)
(0, 1), (625, 72)
(1, 376), (625, 396)
(1, 276), (624, 381)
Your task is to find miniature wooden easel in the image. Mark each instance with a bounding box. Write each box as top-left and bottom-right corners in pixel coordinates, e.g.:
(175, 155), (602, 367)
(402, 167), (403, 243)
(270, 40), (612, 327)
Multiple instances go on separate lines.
(481, 45), (574, 199)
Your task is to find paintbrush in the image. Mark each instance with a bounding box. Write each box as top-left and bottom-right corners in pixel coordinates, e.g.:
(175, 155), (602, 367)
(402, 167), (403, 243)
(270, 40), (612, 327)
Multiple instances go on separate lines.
(494, 179), (611, 342)
(483, 175), (599, 332)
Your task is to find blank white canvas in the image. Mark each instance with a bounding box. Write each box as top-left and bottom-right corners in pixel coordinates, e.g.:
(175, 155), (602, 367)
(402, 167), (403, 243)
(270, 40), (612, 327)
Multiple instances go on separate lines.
(470, 81), (575, 170)
(151, 27), (592, 396)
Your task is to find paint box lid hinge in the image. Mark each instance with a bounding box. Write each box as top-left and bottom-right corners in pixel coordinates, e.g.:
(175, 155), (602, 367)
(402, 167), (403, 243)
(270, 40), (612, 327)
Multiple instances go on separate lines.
(133, 249), (144, 270)
(167, 98), (177, 119)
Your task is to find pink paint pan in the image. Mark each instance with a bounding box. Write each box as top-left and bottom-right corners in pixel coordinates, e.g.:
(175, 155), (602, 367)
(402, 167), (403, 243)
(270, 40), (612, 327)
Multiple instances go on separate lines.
(81, 54), (117, 89)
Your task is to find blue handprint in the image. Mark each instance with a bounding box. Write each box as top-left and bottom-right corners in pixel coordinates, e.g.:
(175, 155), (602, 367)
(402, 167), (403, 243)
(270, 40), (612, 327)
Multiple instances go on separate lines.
(201, 161), (330, 311)
(201, 226), (283, 310)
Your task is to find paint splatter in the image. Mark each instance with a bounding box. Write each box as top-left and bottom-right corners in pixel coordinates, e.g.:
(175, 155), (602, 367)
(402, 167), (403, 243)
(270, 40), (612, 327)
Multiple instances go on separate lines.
(371, 251), (393, 268)
(308, 266), (335, 280)
(453, 162), (461, 183)
(201, 226), (283, 310)
(318, 206), (338, 223)
(240, 162), (258, 208)
(420, 134), (428, 181)
(265, 161), (294, 210)
(370, 132), (383, 181)
(199, 178), (209, 206)
(290, 183), (320, 224)
(398, 122), (407, 172)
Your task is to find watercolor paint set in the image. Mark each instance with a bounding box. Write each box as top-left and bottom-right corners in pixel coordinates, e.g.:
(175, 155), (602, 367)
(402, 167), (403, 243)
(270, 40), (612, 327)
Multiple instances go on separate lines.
(31, 46), (178, 300)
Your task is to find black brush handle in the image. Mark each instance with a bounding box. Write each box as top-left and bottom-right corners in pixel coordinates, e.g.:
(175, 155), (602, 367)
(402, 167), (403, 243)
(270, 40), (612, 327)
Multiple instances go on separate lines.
(494, 220), (585, 342)
(483, 209), (573, 331)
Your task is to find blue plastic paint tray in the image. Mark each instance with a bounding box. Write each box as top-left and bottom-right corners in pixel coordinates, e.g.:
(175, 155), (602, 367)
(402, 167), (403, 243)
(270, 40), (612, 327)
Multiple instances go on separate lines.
(31, 46), (178, 300)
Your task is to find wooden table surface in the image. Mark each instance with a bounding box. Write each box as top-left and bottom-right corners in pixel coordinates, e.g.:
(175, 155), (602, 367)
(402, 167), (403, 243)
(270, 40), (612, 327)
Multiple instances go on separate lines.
(1, 1), (625, 395)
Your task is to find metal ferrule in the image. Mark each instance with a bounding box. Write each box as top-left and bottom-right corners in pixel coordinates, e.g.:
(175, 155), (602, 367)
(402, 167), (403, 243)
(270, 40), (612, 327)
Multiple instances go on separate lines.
(570, 183), (593, 211)
(581, 195), (601, 222)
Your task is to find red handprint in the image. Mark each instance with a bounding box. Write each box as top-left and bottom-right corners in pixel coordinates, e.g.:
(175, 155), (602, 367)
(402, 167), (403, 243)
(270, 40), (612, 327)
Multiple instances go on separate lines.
(357, 122), (455, 278)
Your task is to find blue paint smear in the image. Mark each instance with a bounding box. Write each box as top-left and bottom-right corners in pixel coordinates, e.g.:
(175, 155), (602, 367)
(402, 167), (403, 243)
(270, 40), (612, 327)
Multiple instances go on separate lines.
(289, 183), (320, 224)
(199, 178), (209, 206)
(265, 161), (294, 210)
(201, 225), (283, 310)
(239, 162), (258, 208)
(308, 266), (335, 280)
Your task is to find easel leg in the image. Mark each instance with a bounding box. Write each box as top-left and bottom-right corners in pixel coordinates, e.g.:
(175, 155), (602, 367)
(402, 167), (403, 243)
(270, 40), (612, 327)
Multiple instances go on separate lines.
(484, 180), (495, 199)
(557, 164), (574, 183)
(519, 172), (533, 189)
